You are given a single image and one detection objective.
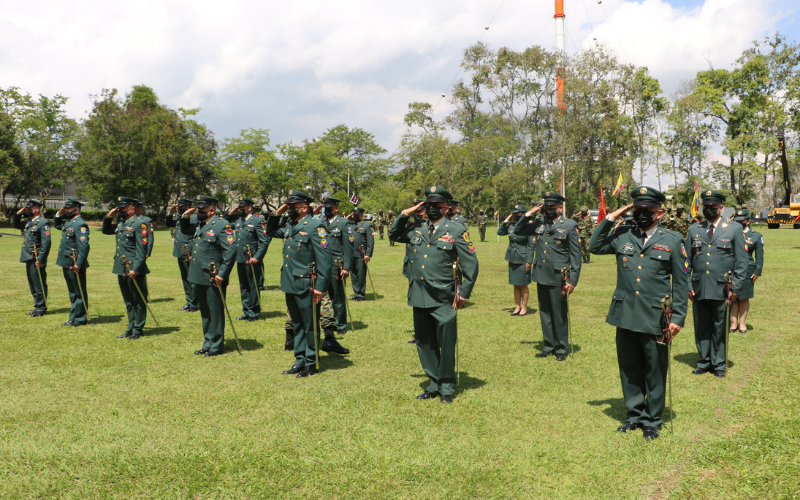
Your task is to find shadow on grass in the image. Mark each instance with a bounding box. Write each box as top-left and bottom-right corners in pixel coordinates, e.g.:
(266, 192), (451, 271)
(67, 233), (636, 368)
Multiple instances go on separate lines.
(146, 326), (180, 336)
(46, 307), (72, 314)
(503, 307), (539, 315)
(365, 292), (383, 300)
(518, 340), (583, 354)
(259, 311), (286, 319)
(224, 338), (264, 352)
(587, 398), (627, 422)
(322, 355), (353, 372)
(673, 352), (735, 369)
(91, 315), (124, 325)
(149, 297), (175, 303)
(411, 372), (487, 394)
(260, 285), (281, 291)
(348, 321), (369, 331)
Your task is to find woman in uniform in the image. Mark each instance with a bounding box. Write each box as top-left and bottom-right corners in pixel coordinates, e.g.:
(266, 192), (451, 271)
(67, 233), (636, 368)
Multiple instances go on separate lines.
(730, 208), (763, 333)
(498, 204), (535, 316)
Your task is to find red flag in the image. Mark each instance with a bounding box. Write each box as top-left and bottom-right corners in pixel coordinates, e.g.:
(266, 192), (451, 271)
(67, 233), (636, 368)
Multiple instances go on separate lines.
(597, 181), (606, 226)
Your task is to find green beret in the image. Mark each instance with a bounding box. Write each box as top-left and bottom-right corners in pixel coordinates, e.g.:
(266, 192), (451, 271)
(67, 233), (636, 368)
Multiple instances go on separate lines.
(63, 198), (84, 208)
(117, 196), (139, 208)
(631, 186), (666, 207)
(425, 185), (453, 203)
(285, 189), (313, 204)
(542, 191), (566, 204)
(701, 189), (726, 205)
(512, 204), (527, 213)
(733, 208), (750, 221)
(195, 195), (219, 208)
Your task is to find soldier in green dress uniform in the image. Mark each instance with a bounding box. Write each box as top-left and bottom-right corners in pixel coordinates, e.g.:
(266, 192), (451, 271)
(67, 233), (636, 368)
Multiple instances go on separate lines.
(179, 196), (236, 357)
(252, 205), (267, 291)
(166, 197), (198, 312)
(729, 209), (762, 334)
(312, 196), (351, 354)
(476, 210), (488, 242)
(400, 198), (427, 344)
(389, 186), (479, 403)
(54, 199), (90, 326)
(589, 186), (689, 440)
(349, 207), (374, 301)
(265, 190), (332, 377)
(103, 197), (150, 339)
(498, 204), (534, 316)
(134, 201), (154, 302)
(685, 190), (748, 377)
(14, 199), (51, 317)
(516, 193), (582, 361)
(225, 198), (271, 321)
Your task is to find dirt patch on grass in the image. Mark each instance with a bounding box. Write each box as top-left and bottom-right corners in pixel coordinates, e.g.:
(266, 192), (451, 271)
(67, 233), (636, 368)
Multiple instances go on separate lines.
(643, 467), (681, 500)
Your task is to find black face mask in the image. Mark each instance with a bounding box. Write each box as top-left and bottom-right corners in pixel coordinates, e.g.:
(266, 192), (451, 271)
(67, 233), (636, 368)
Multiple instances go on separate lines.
(512, 214), (521, 223)
(197, 210), (210, 222)
(62, 209), (77, 219)
(702, 207), (719, 221)
(324, 209), (336, 219)
(633, 209), (657, 230)
(676, 210), (683, 217)
(286, 207), (301, 220)
(353, 215), (363, 223)
(543, 208), (559, 220)
(426, 205), (445, 221)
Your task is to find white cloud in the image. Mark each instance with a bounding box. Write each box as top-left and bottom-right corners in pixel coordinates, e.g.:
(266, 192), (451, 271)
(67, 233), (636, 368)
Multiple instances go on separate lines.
(0, 0), (791, 152)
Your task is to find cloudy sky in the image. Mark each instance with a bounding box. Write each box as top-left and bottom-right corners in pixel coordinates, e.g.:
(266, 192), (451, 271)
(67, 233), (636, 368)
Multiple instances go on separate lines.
(1, 0), (796, 154)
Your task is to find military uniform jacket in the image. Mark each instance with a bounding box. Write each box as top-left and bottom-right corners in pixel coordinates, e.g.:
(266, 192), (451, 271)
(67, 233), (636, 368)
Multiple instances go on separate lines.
(136, 215), (154, 257)
(516, 215), (582, 286)
(398, 218), (428, 278)
(166, 212), (197, 258)
(54, 215), (90, 269)
(352, 221), (374, 258)
(477, 216), (487, 228)
(389, 215), (479, 308)
(225, 213), (271, 263)
(320, 215), (354, 271)
(589, 219), (690, 334)
(451, 214), (469, 227)
(685, 220), (748, 300)
(179, 214), (236, 285)
(497, 220), (534, 265)
(102, 216), (150, 275)
(743, 228), (764, 275)
(265, 213), (331, 295)
(14, 214), (51, 264)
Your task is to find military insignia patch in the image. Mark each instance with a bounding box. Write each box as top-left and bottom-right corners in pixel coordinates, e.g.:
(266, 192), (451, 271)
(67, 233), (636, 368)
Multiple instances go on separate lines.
(299, 231), (307, 236)
(468, 241), (475, 253)
(621, 242), (634, 252)
(681, 243), (687, 257)
(80, 227), (88, 234)
(206, 231), (215, 237)
(226, 227), (233, 235)
(44, 225), (50, 237)
(463, 232), (471, 242)
(320, 238), (328, 248)
(349, 235), (354, 243)
(430, 186), (436, 193)
(683, 259), (690, 273)
(80, 236), (86, 242)
(143, 237), (148, 245)
(653, 244), (671, 252)
(706, 191), (712, 196)
(640, 187), (647, 195)
(227, 235), (234, 244)
(142, 229), (147, 236)
(141, 223), (146, 229)
(317, 228), (327, 237)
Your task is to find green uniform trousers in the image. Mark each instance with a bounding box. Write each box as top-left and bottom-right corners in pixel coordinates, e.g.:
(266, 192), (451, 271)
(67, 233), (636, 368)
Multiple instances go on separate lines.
(26, 261), (48, 312)
(616, 328), (668, 428)
(479, 227), (486, 242)
(351, 257), (368, 299)
(258, 261), (265, 289)
(177, 257), (197, 308)
(413, 304), (458, 397)
(322, 277), (348, 332)
(197, 283), (227, 354)
(63, 268), (88, 323)
(286, 290), (321, 368)
(378, 226), (384, 239)
(579, 237), (590, 260)
(537, 283), (569, 354)
(236, 262), (261, 319)
(693, 299), (728, 372)
(118, 275), (147, 335)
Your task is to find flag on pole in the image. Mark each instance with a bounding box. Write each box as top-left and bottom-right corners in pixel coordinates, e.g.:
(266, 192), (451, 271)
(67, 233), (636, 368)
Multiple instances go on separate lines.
(690, 182), (699, 218)
(597, 181), (607, 226)
(350, 192), (359, 205)
(611, 172), (625, 197)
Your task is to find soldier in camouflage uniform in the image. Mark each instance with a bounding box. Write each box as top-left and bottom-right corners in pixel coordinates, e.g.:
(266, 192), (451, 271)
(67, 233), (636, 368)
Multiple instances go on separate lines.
(376, 210), (386, 240)
(667, 203), (691, 238)
(476, 210), (488, 242)
(387, 210), (396, 246)
(572, 206), (594, 263)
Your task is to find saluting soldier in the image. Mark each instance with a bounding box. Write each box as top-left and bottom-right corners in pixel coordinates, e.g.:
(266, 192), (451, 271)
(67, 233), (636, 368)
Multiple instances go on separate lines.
(311, 196), (351, 354)
(685, 190), (748, 377)
(54, 199), (90, 326)
(103, 197), (150, 339)
(389, 186), (479, 403)
(134, 201), (154, 302)
(730, 208), (763, 334)
(179, 196), (236, 357)
(498, 204), (534, 316)
(252, 205), (267, 291)
(399, 198), (428, 344)
(14, 199), (51, 317)
(265, 190), (332, 377)
(166, 197), (198, 312)
(476, 210), (488, 242)
(589, 186), (689, 440)
(515, 192), (582, 361)
(349, 207), (374, 301)
(225, 198), (271, 321)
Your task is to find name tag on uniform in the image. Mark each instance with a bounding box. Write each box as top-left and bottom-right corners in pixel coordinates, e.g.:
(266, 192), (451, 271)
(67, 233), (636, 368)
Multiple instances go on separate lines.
(621, 242), (634, 252)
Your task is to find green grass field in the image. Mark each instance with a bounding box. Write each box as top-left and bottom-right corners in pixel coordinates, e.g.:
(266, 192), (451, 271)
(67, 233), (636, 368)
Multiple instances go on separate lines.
(1, 224), (798, 499)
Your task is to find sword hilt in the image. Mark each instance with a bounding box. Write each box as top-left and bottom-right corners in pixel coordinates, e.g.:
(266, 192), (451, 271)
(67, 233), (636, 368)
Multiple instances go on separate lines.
(658, 295), (674, 344)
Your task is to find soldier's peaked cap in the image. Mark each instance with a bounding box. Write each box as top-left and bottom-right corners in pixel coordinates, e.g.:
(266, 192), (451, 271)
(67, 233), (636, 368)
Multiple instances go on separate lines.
(413, 197), (425, 205)
(353, 207), (366, 214)
(448, 199), (459, 207)
(195, 195), (219, 208)
(238, 197), (254, 206)
(177, 197), (193, 206)
(425, 185), (452, 203)
(701, 189), (726, 205)
(63, 198), (84, 208)
(117, 196), (139, 208)
(513, 204), (527, 213)
(25, 198), (43, 207)
(285, 189), (313, 204)
(631, 186), (665, 207)
(321, 196), (340, 206)
(733, 208), (750, 221)
(542, 192), (566, 205)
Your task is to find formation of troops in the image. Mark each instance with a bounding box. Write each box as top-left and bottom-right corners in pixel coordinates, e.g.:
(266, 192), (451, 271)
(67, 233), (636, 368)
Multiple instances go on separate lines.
(10, 186), (764, 439)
